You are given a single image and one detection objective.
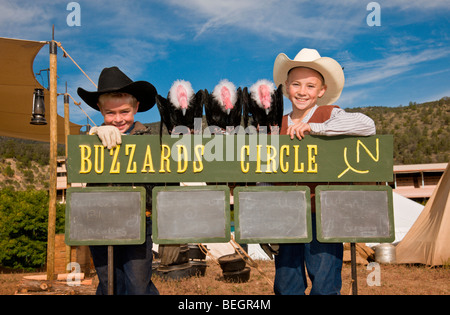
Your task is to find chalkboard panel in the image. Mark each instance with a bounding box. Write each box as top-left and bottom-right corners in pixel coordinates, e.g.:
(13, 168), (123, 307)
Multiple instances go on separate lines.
(316, 185), (394, 243)
(65, 187), (146, 246)
(234, 186), (312, 243)
(152, 186), (230, 244)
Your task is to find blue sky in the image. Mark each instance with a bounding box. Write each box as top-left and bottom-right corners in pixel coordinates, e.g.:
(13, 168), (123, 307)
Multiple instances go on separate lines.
(2, 0), (449, 128)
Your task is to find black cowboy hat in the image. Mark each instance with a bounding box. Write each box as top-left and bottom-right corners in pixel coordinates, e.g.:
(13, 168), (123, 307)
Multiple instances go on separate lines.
(77, 66), (157, 112)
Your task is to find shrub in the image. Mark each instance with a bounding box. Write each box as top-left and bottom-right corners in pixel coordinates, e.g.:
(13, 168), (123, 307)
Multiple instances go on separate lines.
(3, 165), (14, 177)
(0, 188), (65, 270)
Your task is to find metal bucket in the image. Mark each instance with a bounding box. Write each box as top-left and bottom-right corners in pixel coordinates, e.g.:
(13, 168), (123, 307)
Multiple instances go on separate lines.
(375, 243), (396, 264)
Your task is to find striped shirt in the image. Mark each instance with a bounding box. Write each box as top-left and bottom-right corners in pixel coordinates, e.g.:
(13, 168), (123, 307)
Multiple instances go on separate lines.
(287, 105), (376, 136)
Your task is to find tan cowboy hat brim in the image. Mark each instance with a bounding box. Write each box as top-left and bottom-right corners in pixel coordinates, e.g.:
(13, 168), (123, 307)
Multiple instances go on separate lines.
(273, 48), (345, 106)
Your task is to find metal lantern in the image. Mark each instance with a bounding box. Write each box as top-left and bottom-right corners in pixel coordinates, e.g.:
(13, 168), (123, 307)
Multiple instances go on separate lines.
(30, 88), (47, 125)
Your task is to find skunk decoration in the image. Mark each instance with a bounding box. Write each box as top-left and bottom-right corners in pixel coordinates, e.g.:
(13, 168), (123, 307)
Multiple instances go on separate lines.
(243, 79), (283, 134)
(156, 80), (205, 134)
(204, 79), (245, 133)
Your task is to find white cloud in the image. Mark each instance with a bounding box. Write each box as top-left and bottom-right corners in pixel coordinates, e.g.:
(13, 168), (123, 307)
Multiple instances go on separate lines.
(3, 0), (448, 122)
(166, 0), (364, 43)
(0, 1), (54, 40)
(84, 1), (183, 42)
(344, 48), (450, 87)
(379, 0), (450, 11)
(337, 89), (371, 108)
(165, 0), (450, 47)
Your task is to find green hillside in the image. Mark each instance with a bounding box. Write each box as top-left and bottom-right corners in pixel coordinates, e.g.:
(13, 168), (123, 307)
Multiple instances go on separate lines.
(346, 97), (449, 164)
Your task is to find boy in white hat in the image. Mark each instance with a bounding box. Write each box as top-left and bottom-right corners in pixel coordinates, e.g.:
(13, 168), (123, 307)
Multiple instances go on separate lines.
(274, 48), (375, 139)
(272, 48), (376, 295)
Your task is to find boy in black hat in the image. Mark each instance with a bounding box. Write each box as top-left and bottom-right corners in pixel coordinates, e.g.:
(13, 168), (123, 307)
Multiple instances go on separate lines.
(77, 67), (159, 295)
(78, 66), (157, 147)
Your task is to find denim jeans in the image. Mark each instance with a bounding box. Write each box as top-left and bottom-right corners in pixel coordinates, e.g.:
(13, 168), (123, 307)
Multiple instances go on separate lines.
(89, 217), (159, 295)
(274, 215), (343, 295)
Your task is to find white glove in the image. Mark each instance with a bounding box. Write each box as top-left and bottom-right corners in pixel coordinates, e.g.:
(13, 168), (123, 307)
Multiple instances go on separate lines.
(89, 126), (122, 149)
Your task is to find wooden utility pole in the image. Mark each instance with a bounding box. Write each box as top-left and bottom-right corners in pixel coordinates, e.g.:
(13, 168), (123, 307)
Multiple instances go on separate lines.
(64, 84), (70, 153)
(64, 84), (71, 268)
(46, 26), (58, 281)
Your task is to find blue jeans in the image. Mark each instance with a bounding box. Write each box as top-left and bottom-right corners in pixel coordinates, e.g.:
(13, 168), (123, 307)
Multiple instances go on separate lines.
(89, 218), (159, 295)
(274, 215), (343, 295)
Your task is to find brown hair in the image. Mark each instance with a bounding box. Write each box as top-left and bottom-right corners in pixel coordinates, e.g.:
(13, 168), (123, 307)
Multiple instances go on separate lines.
(287, 66), (325, 85)
(97, 92), (138, 109)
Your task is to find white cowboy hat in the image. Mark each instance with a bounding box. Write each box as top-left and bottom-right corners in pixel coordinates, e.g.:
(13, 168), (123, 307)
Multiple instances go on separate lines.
(273, 48), (345, 105)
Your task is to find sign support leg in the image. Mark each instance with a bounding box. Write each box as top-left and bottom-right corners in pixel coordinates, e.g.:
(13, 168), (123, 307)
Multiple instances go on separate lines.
(350, 242), (358, 295)
(108, 245), (114, 295)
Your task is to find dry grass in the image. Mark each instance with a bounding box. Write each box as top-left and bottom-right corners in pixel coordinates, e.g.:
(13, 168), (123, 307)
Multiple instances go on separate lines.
(153, 260), (450, 295)
(1, 260), (449, 295)
(153, 260), (275, 295)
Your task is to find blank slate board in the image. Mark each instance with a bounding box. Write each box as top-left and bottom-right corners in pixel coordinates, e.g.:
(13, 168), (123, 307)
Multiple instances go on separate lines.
(234, 186), (312, 243)
(65, 187), (146, 246)
(316, 185), (394, 243)
(152, 186), (230, 244)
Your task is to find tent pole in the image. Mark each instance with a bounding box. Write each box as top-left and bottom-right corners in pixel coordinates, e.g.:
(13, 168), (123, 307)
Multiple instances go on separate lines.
(46, 27), (58, 281)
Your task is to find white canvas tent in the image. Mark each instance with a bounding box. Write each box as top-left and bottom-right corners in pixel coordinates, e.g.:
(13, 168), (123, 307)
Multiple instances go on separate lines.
(391, 192), (424, 243)
(396, 163), (450, 266)
(202, 241), (269, 260)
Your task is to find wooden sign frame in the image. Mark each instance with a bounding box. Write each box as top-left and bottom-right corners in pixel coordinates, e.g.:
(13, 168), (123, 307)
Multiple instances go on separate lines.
(67, 134), (393, 183)
(65, 186), (146, 246)
(233, 186), (312, 244)
(315, 185), (394, 243)
(152, 185), (231, 244)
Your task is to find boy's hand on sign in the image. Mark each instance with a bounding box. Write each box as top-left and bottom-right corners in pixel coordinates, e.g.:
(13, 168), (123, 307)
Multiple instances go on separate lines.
(287, 122), (311, 140)
(89, 126), (122, 149)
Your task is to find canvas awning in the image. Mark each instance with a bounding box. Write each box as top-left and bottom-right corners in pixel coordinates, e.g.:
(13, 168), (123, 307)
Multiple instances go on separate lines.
(0, 37), (81, 144)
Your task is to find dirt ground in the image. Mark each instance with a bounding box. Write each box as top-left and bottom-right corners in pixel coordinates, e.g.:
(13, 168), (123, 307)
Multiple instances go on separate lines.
(1, 260), (449, 295)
